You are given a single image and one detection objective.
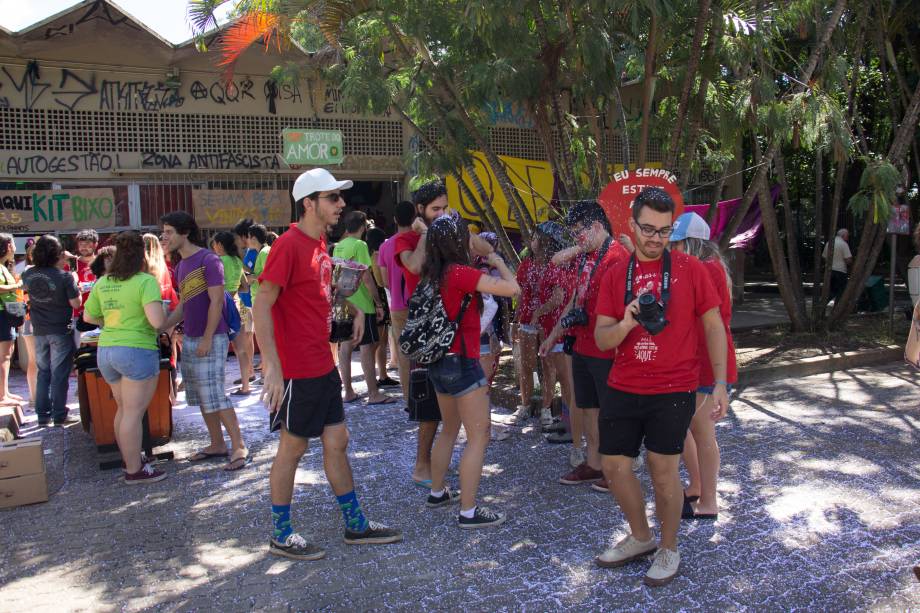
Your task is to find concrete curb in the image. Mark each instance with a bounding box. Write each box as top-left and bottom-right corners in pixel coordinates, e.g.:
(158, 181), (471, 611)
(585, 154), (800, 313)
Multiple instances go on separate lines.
(737, 345), (904, 386)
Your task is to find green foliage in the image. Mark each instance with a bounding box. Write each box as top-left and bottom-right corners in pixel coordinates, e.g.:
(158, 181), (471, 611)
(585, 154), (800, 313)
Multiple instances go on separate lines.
(848, 157), (901, 223)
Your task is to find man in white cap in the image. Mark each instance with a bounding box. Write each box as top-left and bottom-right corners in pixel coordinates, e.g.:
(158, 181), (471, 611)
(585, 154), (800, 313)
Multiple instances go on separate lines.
(254, 168), (402, 560)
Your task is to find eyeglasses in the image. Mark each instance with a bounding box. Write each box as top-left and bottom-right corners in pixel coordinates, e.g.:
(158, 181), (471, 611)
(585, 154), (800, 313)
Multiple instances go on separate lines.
(636, 224), (672, 238)
(318, 193), (342, 203)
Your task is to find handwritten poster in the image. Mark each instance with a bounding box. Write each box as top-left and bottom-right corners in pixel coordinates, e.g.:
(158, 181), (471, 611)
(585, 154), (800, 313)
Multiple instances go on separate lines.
(0, 188), (118, 233)
(597, 168), (685, 239)
(192, 189), (291, 229)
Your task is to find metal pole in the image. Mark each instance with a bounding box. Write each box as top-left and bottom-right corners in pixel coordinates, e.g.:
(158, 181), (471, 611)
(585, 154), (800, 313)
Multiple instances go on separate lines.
(888, 234), (896, 337)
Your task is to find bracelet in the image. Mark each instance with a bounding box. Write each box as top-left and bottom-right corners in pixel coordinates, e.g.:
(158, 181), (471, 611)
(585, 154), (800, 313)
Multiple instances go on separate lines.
(715, 380), (728, 386)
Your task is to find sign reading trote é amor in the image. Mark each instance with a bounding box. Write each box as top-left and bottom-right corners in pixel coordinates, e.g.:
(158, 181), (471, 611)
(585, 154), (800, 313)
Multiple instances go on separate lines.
(0, 189), (118, 233)
(282, 129), (344, 166)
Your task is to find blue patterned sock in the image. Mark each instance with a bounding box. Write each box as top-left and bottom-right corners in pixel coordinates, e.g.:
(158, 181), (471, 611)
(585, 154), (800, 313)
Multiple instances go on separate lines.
(271, 504), (293, 542)
(336, 490), (368, 532)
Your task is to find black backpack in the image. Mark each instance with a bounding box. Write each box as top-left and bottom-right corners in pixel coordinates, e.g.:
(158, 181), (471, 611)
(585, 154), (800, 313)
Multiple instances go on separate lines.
(399, 280), (471, 364)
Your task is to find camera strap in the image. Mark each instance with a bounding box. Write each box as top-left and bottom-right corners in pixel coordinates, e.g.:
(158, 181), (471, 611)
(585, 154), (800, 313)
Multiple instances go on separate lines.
(625, 249), (671, 307)
(574, 236), (613, 309)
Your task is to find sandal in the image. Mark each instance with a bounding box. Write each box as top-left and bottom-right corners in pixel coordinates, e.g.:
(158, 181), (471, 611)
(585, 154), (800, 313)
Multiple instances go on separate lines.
(366, 396), (397, 406)
(230, 388), (252, 396)
(376, 377), (401, 387)
(224, 453), (252, 471)
(188, 450), (229, 462)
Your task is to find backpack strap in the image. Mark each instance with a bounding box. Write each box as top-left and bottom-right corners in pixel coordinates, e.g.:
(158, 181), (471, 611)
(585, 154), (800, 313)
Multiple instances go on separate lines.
(454, 293), (473, 358)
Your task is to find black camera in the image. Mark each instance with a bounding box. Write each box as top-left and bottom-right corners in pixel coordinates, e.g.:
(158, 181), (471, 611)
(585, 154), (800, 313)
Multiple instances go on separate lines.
(635, 293), (668, 335)
(561, 307), (589, 329)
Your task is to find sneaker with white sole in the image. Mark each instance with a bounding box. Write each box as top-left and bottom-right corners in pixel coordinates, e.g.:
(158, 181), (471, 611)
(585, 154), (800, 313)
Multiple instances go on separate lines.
(595, 534), (657, 568)
(269, 532), (326, 561)
(569, 446), (586, 468)
(123, 463), (166, 485)
(539, 407), (553, 426)
(426, 488), (461, 508)
(343, 521), (403, 545)
(511, 405), (530, 425)
(458, 506), (506, 529)
(491, 425), (510, 441)
(644, 547), (681, 586)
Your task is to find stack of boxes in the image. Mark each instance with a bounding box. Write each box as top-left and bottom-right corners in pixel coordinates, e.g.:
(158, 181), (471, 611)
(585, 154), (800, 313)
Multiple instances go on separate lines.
(0, 439), (49, 509)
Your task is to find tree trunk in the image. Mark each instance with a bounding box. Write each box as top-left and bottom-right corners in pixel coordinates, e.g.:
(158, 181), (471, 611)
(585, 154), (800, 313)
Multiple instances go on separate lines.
(810, 151), (825, 321)
(586, 95), (610, 189)
(816, 157), (848, 321)
(665, 0), (713, 170)
(454, 168), (519, 265)
(637, 13), (658, 167)
(775, 150), (805, 309)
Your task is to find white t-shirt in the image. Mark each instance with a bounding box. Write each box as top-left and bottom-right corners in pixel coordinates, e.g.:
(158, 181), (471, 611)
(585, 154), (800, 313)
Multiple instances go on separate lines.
(823, 236), (852, 273)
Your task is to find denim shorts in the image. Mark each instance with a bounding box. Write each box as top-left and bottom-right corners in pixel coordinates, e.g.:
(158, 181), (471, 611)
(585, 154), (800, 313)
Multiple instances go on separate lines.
(97, 346), (160, 383)
(698, 384), (734, 395)
(427, 354), (487, 398)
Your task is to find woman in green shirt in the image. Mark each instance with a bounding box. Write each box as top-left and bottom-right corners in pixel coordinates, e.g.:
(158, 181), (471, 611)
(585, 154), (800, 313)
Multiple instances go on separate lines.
(83, 231), (167, 485)
(0, 233), (24, 408)
(211, 231), (253, 395)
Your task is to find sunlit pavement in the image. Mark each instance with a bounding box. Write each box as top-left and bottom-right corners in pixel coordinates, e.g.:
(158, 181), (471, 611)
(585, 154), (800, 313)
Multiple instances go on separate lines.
(1, 356), (918, 611)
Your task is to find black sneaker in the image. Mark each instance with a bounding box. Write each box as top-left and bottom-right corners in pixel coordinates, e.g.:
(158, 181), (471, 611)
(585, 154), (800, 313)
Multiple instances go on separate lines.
(53, 416), (80, 426)
(458, 506), (506, 529)
(426, 488), (460, 508)
(343, 521), (403, 545)
(269, 533), (326, 561)
(542, 419), (566, 434)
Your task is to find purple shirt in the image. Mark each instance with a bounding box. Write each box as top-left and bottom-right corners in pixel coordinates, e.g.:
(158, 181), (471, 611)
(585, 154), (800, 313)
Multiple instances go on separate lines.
(378, 234), (408, 311)
(177, 248), (229, 338)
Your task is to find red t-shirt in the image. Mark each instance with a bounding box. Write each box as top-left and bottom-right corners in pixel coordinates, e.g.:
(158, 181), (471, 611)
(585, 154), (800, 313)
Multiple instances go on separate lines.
(440, 264), (483, 359)
(572, 242), (629, 358)
(73, 258), (96, 316)
(394, 230), (422, 299)
(596, 250), (720, 395)
(515, 257), (543, 325)
(697, 258), (737, 387)
(259, 224), (335, 380)
(538, 261), (576, 337)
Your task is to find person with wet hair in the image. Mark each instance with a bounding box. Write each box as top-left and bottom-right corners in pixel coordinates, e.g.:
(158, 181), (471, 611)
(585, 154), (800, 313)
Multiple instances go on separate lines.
(539, 200), (629, 492)
(592, 188), (729, 586)
(395, 181), (450, 488)
(421, 214), (520, 528)
(509, 233), (543, 427)
(89, 245), (116, 279)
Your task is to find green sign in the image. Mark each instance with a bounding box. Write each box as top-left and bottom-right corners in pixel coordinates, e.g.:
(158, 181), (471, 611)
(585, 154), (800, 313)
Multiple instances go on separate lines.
(282, 129), (344, 165)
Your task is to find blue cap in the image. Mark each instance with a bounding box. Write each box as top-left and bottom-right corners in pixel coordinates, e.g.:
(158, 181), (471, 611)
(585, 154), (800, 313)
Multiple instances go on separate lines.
(669, 212), (710, 242)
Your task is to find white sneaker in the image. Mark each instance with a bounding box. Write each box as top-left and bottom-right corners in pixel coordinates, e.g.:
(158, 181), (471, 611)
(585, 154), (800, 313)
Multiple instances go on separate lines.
(491, 425), (510, 441)
(569, 446), (586, 468)
(539, 407), (553, 426)
(511, 405), (530, 425)
(644, 547), (680, 586)
(595, 534), (657, 568)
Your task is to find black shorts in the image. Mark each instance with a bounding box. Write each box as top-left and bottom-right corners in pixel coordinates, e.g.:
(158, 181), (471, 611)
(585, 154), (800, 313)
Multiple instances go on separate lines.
(571, 352), (613, 409)
(599, 387), (695, 457)
(270, 368), (345, 439)
(358, 313), (380, 346)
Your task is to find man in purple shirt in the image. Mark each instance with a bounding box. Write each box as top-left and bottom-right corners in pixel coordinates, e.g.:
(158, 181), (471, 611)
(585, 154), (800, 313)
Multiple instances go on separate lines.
(377, 200), (414, 400)
(162, 211), (249, 471)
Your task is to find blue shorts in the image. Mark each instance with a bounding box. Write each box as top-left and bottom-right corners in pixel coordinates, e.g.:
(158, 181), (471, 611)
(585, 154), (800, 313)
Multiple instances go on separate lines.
(97, 346), (160, 382)
(428, 354), (487, 398)
(697, 384), (734, 395)
(0, 310), (18, 342)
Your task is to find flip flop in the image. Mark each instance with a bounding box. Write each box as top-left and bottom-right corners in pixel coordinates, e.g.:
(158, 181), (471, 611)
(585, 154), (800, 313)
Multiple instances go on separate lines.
(366, 396), (397, 406)
(682, 508), (718, 521)
(230, 388), (252, 396)
(188, 450), (229, 462)
(412, 478), (432, 489)
(224, 454), (252, 471)
(343, 393), (365, 403)
(684, 491), (700, 504)
(377, 377), (401, 387)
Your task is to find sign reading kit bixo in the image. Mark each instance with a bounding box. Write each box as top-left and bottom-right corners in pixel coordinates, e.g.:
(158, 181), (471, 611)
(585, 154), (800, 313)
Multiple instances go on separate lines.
(0, 188), (118, 233)
(282, 129), (344, 166)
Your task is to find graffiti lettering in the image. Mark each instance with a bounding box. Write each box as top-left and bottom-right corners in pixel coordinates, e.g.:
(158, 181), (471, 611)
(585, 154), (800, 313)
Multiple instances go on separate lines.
(53, 69), (98, 112)
(5, 153), (122, 176)
(45, 24), (75, 39)
(141, 151), (182, 169)
(75, 0), (141, 31)
(2, 64), (50, 110)
(187, 153), (279, 170)
(190, 81), (208, 100)
(98, 80), (184, 112)
(0, 96), (9, 109)
(323, 86), (359, 115)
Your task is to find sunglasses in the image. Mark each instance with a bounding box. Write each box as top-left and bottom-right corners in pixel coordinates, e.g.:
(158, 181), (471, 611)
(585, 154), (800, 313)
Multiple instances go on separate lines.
(317, 193), (342, 203)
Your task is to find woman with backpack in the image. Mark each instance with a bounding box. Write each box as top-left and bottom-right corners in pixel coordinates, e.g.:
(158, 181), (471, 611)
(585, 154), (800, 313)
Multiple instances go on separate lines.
(417, 215), (520, 528)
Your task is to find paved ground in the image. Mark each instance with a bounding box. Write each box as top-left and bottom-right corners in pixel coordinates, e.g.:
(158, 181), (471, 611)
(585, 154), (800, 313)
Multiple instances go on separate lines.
(1, 356), (919, 612)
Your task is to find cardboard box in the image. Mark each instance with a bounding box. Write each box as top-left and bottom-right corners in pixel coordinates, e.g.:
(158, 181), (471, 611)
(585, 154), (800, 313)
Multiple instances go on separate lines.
(0, 439), (44, 479)
(0, 473), (48, 508)
(0, 439), (48, 508)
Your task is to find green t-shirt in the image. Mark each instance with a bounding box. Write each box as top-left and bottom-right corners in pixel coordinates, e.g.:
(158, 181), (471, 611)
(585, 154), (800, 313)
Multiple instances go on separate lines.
(84, 273), (162, 350)
(250, 245), (270, 303)
(332, 236), (375, 314)
(220, 255), (243, 293)
(0, 265), (18, 309)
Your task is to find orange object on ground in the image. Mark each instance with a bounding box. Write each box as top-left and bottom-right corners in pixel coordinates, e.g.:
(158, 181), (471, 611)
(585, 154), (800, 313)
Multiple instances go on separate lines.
(80, 366), (173, 447)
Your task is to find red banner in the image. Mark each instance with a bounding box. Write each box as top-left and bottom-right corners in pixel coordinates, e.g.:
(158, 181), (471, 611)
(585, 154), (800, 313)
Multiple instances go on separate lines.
(597, 169), (684, 239)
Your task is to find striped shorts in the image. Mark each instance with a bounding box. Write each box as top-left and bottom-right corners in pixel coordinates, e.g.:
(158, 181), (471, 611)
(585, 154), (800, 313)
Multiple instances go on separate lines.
(181, 334), (233, 413)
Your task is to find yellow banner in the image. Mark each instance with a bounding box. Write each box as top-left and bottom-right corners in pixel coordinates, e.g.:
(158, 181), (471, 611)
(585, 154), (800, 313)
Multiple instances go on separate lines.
(0, 188), (118, 233)
(192, 189), (291, 229)
(446, 152), (552, 230)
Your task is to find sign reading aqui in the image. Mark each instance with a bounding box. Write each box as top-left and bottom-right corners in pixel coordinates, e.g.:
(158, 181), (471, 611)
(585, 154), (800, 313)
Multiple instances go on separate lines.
(282, 129), (344, 166)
